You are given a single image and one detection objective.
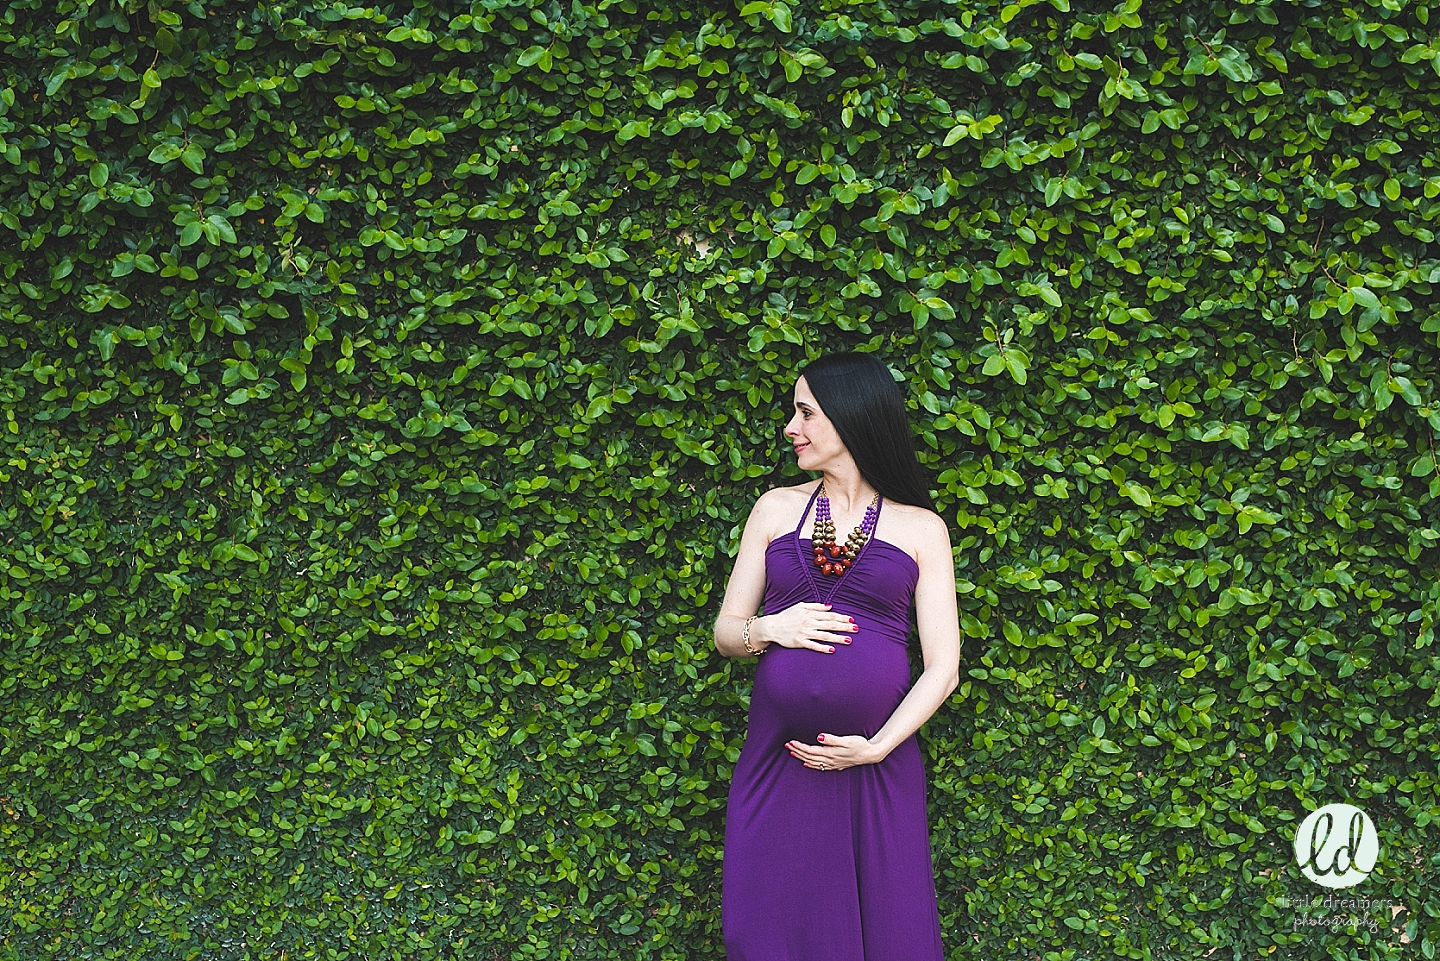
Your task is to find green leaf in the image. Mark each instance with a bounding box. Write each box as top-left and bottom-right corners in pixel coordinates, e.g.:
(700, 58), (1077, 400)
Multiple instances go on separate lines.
(148, 142), (183, 164)
(1392, 376), (1421, 406)
(1215, 50), (1254, 82)
(1122, 483), (1152, 508)
(1004, 352), (1027, 385)
(205, 214), (237, 245)
(181, 142), (205, 174)
(1350, 286), (1380, 310)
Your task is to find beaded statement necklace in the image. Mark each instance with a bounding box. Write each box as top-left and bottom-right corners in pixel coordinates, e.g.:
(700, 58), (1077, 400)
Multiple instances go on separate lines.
(810, 482), (881, 577)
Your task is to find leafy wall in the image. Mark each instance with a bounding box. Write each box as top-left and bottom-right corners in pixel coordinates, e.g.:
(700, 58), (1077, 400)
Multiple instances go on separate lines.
(2, 0), (1438, 957)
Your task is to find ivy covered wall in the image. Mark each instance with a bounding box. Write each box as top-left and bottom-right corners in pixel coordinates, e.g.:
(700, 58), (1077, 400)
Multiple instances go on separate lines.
(1, 0), (1438, 957)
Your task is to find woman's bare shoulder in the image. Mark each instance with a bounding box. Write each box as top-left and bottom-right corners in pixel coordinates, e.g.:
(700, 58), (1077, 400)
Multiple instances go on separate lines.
(755, 480), (819, 502)
(877, 500), (949, 562)
(752, 481), (819, 540)
(884, 499), (946, 527)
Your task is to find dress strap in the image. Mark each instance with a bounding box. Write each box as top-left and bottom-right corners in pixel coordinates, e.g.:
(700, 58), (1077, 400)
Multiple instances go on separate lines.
(795, 482), (823, 536)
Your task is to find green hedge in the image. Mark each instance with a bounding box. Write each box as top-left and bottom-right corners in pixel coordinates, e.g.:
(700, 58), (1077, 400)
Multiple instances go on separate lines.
(2, 0), (1438, 957)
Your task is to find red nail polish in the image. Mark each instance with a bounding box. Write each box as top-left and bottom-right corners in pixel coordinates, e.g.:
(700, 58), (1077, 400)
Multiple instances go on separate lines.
(818, 734), (825, 741)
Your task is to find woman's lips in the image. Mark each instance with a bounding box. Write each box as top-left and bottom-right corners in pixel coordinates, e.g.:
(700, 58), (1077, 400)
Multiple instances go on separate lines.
(794, 443), (809, 452)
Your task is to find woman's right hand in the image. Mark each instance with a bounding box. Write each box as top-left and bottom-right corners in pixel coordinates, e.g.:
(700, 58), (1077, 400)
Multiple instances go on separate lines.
(757, 602), (858, 653)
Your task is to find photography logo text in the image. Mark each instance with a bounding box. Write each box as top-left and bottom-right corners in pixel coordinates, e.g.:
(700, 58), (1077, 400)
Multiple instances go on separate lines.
(1294, 803), (1378, 889)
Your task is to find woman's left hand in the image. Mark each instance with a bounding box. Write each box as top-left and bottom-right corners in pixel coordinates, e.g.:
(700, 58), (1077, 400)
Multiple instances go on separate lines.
(785, 733), (880, 771)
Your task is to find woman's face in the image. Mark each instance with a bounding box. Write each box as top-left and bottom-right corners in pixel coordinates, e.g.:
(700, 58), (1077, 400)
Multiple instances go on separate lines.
(784, 376), (845, 470)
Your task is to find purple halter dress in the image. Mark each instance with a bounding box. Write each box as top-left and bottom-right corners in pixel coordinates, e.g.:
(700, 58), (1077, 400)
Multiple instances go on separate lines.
(721, 484), (945, 960)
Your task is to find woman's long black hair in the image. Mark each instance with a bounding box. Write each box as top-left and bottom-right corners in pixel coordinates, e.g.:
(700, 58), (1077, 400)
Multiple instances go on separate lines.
(797, 351), (937, 513)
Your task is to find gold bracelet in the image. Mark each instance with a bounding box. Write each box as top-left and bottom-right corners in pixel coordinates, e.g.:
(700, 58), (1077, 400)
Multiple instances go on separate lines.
(741, 615), (764, 656)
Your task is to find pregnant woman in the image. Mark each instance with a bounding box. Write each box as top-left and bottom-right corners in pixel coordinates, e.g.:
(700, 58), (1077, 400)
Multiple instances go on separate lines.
(714, 351), (961, 961)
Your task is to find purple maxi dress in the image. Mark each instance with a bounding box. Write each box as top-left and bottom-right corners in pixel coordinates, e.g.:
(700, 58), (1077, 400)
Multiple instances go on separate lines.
(721, 484), (945, 960)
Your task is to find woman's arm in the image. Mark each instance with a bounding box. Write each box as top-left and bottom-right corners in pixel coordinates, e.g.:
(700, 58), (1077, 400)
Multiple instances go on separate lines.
(859, 511), (962, 761)
(713, 489), (782, 658)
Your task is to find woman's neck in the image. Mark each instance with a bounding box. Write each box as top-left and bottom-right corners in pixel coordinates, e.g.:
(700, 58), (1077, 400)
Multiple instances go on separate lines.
(818, 468), (876, 515)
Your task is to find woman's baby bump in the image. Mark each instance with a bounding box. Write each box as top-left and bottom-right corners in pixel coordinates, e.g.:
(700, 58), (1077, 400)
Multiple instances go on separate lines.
(751, 633), (911, 739)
